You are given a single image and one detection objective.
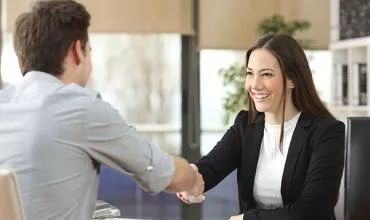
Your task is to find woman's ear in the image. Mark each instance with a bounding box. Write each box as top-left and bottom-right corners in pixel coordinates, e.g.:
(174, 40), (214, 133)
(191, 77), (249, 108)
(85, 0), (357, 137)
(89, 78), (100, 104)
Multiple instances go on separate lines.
(287, 79), (295, 89)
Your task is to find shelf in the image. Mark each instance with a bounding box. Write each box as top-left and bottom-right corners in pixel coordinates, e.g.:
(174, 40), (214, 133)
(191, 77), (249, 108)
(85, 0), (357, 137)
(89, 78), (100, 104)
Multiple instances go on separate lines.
(329, 106), (370, 111)
(329, 106), (370, 122)
(330, 36), (370, 50)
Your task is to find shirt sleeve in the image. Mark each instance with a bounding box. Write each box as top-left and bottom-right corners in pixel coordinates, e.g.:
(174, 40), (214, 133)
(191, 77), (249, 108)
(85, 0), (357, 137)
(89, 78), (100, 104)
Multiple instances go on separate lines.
(82, 98), (175, 194)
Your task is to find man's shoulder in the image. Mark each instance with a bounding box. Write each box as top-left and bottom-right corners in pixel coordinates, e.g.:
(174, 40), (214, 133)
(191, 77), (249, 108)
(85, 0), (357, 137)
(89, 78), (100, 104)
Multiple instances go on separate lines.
(60, 84), (101, 100)
(0, 81), (100, 103)
(49, 84), (105, 110)
(0, 84), (16, 100)
(59, 85), (120, 120)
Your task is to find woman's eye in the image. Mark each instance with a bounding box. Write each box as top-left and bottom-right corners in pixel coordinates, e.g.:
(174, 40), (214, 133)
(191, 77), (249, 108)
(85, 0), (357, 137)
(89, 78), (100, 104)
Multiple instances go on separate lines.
(262, 72), (272, 77)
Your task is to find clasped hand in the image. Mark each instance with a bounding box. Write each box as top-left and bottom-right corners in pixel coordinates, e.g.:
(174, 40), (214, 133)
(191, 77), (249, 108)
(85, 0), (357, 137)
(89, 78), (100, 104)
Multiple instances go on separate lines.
(176, 164), (205, 204)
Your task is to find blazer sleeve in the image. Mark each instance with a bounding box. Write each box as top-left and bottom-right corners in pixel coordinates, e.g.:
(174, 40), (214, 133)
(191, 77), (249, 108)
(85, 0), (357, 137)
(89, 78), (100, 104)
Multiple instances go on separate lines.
(244, 120), (345, 220)
(196, 110), (246, 192)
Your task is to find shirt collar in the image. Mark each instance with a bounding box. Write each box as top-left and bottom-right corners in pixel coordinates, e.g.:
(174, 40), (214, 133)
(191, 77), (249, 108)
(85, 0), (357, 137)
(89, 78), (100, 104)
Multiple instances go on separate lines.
(23, 71), (64, 85)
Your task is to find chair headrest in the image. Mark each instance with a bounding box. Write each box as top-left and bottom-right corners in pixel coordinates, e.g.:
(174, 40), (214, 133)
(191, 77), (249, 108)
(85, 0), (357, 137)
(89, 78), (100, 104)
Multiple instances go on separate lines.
(0, 168), (25, 220)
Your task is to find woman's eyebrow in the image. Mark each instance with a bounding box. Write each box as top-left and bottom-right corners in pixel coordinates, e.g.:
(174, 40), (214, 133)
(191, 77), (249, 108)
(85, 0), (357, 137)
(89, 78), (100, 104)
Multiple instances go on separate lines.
(246, 67), (275, 72)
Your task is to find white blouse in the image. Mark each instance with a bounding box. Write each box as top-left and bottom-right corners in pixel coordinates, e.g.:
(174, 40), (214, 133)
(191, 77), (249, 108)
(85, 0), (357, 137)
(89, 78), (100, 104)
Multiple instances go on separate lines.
(253, 112), (301, 209)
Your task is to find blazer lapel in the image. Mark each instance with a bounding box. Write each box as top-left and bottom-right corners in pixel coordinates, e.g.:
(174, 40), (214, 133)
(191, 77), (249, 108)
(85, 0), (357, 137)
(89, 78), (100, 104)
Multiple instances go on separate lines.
(281, 113), (312, 203)
(243, 114), (264, 192)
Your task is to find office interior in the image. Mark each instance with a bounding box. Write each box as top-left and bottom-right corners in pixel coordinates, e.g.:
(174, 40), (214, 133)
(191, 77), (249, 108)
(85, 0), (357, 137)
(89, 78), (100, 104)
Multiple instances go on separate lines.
(1, 0), (369, 219)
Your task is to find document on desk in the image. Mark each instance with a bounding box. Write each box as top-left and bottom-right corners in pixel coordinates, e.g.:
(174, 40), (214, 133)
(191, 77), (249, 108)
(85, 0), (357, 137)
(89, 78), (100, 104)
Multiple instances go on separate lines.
(93, 200), (121, 219)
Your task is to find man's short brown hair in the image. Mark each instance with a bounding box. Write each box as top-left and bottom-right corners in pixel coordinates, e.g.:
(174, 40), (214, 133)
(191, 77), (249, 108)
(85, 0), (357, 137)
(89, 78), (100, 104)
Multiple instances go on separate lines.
(13, 0), (91, 76)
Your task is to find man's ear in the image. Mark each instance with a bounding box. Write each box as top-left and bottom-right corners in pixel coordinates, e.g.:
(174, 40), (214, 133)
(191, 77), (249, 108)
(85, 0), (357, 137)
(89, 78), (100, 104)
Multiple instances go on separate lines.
(71, 40), (84, 65)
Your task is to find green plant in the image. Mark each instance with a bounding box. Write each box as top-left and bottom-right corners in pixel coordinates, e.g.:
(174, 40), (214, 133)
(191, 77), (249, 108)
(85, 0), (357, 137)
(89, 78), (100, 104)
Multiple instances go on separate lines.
(258, 15), (312, 48)
(218, 63), (247, 124)
(219, 15), (312, 124)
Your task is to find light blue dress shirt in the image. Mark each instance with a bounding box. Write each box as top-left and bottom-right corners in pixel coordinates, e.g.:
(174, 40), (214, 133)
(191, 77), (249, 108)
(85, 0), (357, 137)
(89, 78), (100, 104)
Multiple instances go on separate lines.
(0, 71), (174, 220)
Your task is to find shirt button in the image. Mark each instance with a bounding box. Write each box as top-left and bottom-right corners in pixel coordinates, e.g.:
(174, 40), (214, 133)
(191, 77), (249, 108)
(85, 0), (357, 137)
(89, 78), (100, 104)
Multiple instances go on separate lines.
(146, 166), (154, 171)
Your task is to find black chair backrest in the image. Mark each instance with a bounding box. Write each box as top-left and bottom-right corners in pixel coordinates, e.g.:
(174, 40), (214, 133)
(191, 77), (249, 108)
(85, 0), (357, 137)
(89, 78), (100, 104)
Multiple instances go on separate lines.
(345, 117), (370, 220)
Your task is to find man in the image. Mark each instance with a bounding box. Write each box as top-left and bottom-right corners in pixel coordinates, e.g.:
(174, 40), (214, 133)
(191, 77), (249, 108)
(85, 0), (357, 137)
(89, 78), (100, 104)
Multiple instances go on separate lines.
(0, 0), (203, 219)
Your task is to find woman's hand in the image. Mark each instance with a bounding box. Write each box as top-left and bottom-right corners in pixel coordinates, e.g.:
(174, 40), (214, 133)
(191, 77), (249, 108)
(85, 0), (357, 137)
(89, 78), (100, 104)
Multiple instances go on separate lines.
(176, 190), (205, 204)
(176, 164), (205, 204)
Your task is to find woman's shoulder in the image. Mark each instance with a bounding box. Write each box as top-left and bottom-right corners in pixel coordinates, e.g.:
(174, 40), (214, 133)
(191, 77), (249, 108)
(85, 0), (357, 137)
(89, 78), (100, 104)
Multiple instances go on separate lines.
(231, 110), (250, 132)
(234, 110), (249, 121)
(302, 113), (345, 133)
(310, 115), (343, 125)
(232, 110), (265, 132)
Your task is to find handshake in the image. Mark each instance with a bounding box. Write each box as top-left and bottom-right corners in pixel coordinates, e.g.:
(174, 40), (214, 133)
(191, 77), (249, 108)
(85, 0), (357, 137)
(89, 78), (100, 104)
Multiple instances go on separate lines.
(176, 164), (206, 204)
(174, 164), (244, 220)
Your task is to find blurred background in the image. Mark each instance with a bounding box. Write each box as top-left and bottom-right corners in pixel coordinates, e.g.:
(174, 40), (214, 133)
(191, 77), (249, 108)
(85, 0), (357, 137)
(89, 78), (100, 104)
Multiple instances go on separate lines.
(1, 0), (369, 219)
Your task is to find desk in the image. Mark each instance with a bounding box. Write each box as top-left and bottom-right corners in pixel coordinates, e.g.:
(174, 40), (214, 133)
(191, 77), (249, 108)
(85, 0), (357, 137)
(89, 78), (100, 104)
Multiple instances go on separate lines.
(97, 218), (151, 220)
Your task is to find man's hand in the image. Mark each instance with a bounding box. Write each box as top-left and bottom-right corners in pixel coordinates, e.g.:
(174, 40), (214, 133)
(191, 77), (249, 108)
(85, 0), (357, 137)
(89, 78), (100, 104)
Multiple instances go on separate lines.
(176, 164), (205, 204)
(188, 164), (204, 196)
(229, 214), (244, 220)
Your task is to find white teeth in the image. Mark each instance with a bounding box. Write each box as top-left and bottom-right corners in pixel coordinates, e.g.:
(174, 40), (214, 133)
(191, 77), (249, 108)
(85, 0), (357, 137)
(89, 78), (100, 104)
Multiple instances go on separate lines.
(253, 94), (270, 101)
(255, 94), (269, 99)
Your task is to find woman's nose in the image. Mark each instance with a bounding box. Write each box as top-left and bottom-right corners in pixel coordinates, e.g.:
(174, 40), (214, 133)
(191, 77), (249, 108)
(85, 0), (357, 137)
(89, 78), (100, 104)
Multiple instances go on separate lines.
(251, 75), (263, 89)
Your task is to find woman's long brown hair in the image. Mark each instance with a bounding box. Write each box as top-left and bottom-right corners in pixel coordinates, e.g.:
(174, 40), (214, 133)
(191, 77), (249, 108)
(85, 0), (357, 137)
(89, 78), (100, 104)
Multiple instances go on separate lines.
(245, 33), (334, 151)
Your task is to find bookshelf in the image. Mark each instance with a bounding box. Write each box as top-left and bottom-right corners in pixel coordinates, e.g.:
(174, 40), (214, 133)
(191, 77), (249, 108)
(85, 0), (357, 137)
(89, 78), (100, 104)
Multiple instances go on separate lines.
(329, 37), (370, 122)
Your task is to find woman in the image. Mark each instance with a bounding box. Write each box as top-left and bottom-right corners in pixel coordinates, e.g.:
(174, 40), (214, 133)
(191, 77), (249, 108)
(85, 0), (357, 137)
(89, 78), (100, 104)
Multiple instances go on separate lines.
(177, 33), (345, 220)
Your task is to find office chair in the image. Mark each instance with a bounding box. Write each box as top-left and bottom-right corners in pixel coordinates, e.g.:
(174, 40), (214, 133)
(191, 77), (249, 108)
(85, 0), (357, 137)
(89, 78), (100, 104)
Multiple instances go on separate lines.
(345, 117), (370, 220)
(0, 168), (24, 220)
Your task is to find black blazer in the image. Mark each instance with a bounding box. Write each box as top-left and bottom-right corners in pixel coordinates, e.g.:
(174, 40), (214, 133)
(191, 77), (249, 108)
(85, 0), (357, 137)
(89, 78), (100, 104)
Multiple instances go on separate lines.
(197, 110), (345, 220)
